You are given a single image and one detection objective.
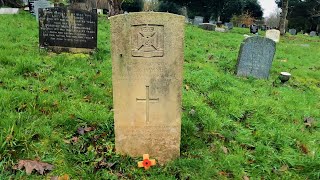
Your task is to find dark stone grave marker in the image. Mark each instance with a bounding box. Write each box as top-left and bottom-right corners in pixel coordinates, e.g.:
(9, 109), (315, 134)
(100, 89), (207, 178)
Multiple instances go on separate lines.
(28, 0), (38, 15)
(236, 36), (276, 79)
(261, 25), (266, 31)
(250, 24), (258, 34)
(39, 7), (97, 53)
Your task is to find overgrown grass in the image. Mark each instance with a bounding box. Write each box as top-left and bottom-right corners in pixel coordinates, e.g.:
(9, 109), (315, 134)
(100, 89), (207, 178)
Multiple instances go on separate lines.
(0, 12), (319, 179)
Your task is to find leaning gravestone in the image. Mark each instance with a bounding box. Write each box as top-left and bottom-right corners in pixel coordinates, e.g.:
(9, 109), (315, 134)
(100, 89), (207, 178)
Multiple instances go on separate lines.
(236, 36), (276, 79)
(310, 31), (316, 37)
(289, 29), (297, 35)
(33, 0), (51, 20)
(199, 23), (216, 31)
(110, 12), (184, 164)
(266, 29), (280, 43)
(193, 16), (203, 25)
(39, 7), (97, 53)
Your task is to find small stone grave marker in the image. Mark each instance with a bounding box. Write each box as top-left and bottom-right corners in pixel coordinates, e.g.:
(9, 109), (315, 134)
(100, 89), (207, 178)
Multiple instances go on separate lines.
(250, 24), (258, 34)
(310, 31), (316, 37)
(261, 25), (267, 31)
(110, 12), (184, 164)
(39, 7), (97, 53)
(236, 36), (276, 79)
(0, 8), (19, 14)
(199, 23), (216, 31)
(225, 22), (233, 30)
(289, 29), (297, 35)
(266, 29), (280, 43)
(193, 16), (203, 25)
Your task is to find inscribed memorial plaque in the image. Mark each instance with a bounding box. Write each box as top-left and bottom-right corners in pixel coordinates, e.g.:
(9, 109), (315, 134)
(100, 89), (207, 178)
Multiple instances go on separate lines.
(39, 7), (97, 53)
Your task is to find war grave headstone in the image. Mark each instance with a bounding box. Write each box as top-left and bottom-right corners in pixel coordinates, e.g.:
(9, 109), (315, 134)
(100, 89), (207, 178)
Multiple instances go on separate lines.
(236, 36), (276, 79)
(266, 29), (280, 43)
(34, 0), (51, 20)
(39, 7), (97, 53)
(193, 16), (203, 25)
(250, 24), (258, 34)
(199, 23), (216, 31)
(289, 29), (297, 35)
(310, 31), (316, 37)
(110, 12), (184, 164)
(0, 8), (19, 14)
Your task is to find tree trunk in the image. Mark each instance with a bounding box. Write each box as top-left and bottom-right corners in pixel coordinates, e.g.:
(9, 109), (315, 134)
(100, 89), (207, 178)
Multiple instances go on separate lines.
(279, 0), (289, 35)
(108, 0), (123, 17)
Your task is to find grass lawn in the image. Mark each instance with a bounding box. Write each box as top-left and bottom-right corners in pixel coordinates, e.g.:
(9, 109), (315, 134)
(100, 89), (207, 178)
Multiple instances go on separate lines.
(0, 12), (319, 179)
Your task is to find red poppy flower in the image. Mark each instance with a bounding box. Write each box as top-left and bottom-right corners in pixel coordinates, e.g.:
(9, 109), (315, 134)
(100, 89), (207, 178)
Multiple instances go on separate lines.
(138, 154), (156, 170)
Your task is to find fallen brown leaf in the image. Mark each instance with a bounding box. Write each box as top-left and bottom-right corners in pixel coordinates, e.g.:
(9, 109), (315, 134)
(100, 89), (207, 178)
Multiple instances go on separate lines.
(279, 165), (288, 172)
(243, 175), (250, 180)
(13, 160), (54, 175)
(221, 146), (228, 154)
(185, 85), (190, 91)
(299, 143), (309, 154)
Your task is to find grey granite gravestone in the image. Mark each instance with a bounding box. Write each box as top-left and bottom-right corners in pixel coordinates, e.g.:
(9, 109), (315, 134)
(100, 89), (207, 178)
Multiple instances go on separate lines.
(289, 29), (297, 35)
(193, 16), (203, 25)
(310, 31), (316, 37)
(199, 23), (216, 31)
(236, 36), (276, 79)
(261, 25), (267, 31)
(34, 0), (51, 20)
(39, 7), (97, 53)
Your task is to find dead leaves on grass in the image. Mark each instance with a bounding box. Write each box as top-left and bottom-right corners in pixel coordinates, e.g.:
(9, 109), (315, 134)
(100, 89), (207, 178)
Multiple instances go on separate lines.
(13, 160), (54, 175)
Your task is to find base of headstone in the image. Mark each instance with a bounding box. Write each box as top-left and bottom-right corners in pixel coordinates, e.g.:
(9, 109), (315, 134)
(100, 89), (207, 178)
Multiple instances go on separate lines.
(42, 46), (95, 54)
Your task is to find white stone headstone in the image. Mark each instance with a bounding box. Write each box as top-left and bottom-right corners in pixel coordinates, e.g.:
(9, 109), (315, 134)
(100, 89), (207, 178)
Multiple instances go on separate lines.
(266, 29), (280, 43)
(0, 8), (19, 14)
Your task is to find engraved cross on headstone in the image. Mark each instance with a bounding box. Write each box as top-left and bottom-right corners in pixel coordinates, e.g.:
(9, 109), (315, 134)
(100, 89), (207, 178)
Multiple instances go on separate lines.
(136, 86), (159, 123)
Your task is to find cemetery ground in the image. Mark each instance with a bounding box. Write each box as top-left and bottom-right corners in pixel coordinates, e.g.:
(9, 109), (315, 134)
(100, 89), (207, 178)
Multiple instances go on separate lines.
(0, 12), (319, 179)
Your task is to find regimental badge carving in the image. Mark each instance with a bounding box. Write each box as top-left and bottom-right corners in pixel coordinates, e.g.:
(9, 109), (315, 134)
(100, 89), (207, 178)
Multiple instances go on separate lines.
(132, 24), (164, 58)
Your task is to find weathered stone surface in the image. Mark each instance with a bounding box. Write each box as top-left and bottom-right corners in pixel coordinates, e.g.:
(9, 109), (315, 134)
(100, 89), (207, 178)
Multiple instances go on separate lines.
(110, 12), (184, 164)
(266, 29), (280, 43)
(289, 29), (296, 35)
(310, 31), (317, 37)
(199, 23), (216, 31)
(39, 7), (97, 53)
(0, 8), (19, 14)
(34, 0), (51, 20)
(236, 36), (276, 79)
(193, 16), (203, 25)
